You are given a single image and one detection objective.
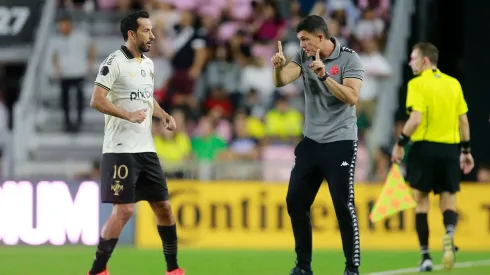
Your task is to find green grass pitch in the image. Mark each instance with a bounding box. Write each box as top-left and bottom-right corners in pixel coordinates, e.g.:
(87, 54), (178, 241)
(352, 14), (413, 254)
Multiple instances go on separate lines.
(0, 246), (489, 275)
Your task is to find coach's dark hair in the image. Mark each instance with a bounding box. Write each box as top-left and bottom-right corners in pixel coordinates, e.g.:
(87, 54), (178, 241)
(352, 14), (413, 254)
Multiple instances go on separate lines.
(296, 15), (329, 37)
(120, 10), (150, 41)
(413, 42), (439, 65)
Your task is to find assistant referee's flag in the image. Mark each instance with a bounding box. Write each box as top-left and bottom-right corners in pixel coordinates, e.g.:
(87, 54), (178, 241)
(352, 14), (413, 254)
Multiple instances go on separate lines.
(369, 164), (416, 223)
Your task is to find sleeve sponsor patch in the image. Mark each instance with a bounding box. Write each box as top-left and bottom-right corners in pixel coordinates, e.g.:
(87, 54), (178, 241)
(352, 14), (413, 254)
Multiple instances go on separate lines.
(100, 66), (109, 76)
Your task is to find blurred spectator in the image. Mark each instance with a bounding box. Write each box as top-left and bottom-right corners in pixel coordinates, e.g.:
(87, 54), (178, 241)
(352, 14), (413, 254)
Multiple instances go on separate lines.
(195, 106), (233, 141)
(357, 38), (391, 123)
(355, 7), (385, 41)
(152, 116), (191, 179)
(204, 87), (234, 118)
(264, 95), (302, 145)
(220, 115), (260, 161)
(240, 56), (275, 111)
(51, 14), (95, 133)
(191, 116), (227, 180)
(477, 163), (490, 182)
(201, 44), (242, 107)
(161, 11), (207, 109)
(357, 0), (391, 21)
(250, 0), (287, 42)
(235, 107), (265, 139)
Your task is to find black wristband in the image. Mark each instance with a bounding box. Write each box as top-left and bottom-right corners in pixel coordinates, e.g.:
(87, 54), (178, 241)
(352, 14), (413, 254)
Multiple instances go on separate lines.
(460, 141), (470, 154)
(319, 72), (330, 81)
(397, 133), (410, 146)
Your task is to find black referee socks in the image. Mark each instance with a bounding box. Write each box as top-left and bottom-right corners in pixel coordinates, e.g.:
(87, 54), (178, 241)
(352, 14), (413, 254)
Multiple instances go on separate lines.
(158, 225), (179, 271)
(415, 213), (430, 259)
(89, 237), (119, 274)
(443, 210), (458, 237)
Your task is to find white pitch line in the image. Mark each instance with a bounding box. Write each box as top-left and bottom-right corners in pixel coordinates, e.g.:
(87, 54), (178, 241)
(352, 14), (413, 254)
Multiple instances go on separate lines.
(365, 259), (490, 275)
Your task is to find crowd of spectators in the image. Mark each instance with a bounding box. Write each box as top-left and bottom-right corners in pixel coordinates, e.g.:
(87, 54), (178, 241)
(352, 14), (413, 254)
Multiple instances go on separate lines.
(61, 0), (399, 182)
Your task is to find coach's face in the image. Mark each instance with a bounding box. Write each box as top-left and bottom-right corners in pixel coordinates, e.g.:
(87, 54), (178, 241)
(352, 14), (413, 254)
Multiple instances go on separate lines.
(297, 30), (323, 57)
(133, 17), (155, 53)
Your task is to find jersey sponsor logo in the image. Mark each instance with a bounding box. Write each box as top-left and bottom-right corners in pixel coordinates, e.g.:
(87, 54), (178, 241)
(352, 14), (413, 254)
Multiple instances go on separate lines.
(330, 65), (340, 76)
(130, 88), (152, 101)
(0, 6), (30, 36)
(100, 66), (109, 76)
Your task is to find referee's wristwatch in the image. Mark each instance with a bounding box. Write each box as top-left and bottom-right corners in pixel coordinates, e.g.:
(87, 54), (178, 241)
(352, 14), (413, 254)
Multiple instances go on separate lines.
(319, 72), (330, 81)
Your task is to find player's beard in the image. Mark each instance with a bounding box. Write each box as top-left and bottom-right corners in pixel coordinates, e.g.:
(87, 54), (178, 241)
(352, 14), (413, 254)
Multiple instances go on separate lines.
(138, 41), (150, 53)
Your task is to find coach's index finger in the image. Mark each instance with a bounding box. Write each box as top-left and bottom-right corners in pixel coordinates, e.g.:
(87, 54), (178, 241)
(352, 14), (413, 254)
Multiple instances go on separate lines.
(278, 41), (283, 54)
(316, 49), (320, 60)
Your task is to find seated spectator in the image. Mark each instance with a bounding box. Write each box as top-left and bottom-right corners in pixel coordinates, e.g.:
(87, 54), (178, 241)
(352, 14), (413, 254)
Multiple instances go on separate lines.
(250, 0), (287, 42)
(264, 95), (302, 145)
(204, 86), (234, 118)
(191, 116), (227, 168)
(222, 115), (260, 161)
(240, 56), (275, 110)
(152, 117), (191, 178)
(357, 38), (391, 123)
(234, 107), (265, 140)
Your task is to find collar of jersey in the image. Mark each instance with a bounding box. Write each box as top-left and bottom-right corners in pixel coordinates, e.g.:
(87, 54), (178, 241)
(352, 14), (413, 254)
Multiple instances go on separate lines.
(314, 37), (341, 61)
(421, 67), (440, 77)
(120, 45), (145, 59)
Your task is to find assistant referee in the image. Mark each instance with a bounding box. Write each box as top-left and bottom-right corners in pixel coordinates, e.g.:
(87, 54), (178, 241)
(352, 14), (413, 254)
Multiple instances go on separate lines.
(391, 43), (474, 272)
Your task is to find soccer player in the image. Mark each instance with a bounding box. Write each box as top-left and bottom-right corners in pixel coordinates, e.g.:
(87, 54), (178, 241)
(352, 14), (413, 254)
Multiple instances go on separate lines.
(271, 15), (364, 275)
(87, 11), (185, 275)
(391, 42), (474, 272)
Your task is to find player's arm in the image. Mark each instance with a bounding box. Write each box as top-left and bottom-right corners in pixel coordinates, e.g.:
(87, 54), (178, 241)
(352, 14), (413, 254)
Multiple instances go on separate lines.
(90, 86), (130, 120)
(272, 41), (302, 87)
(90, 58), (130, 121)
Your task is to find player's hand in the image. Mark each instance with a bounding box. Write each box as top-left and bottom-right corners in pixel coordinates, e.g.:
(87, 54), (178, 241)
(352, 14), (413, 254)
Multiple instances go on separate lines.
(460, 152), (474, 174)
(309, 49), (326, 78)
(162, 114), (177, 131)
(128, 109), (147, 124)
(271, 41), (286, 69)
(391, 144), (405, 164)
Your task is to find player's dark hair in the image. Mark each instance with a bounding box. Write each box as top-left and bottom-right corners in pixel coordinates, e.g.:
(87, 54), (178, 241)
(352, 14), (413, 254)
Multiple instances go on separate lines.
(120, 10), (150, 41)
(296, 15), (329, 37)
(413, 42), (439, 65)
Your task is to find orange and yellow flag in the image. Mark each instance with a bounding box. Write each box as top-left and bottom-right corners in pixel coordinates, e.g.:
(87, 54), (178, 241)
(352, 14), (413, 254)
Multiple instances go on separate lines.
(369, 164), (417, 223)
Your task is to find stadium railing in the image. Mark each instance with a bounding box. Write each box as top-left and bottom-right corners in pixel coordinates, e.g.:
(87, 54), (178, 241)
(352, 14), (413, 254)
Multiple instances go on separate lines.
(11, 0), (57, 178)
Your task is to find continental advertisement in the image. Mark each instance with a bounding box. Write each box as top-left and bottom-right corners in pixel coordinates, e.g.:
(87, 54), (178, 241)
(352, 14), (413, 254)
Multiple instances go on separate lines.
(135, 182), (490, 250)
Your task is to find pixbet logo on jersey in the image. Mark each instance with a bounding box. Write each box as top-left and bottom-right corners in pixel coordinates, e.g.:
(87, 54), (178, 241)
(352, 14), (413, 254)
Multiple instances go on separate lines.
(130, 88), (152, 101)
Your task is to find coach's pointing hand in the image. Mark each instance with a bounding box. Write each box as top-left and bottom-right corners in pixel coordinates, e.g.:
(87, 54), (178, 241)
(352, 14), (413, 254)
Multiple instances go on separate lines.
(309, 49), (326, 78)
(129, 109), (147, 123)
(271, 41), (286, 69)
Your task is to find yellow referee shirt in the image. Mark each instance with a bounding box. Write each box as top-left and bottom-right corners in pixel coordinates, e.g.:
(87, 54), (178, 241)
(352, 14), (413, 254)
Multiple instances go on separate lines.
(406, 68), (468, 144)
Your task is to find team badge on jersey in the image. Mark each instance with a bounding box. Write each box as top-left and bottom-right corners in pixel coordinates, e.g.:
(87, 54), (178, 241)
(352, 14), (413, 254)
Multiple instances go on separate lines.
(141, 69), (146, 77)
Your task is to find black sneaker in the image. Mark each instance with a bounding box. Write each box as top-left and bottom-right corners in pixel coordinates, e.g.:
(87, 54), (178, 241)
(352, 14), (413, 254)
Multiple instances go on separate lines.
(289, 267), (313, 275)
